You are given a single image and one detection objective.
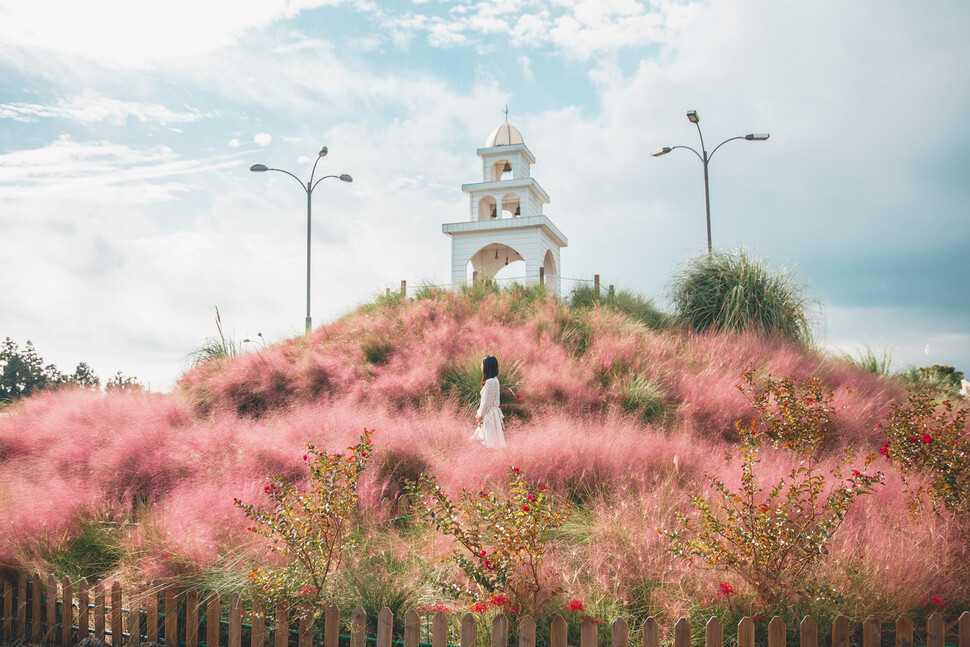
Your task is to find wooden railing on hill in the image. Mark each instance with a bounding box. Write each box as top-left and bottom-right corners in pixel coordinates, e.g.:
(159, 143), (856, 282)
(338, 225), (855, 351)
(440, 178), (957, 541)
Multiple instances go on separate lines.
(1, 572), (968, 647)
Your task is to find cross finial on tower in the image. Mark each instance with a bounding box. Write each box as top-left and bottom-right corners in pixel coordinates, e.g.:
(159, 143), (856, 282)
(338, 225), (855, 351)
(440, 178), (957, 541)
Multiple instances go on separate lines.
(503, 104), (510, 123)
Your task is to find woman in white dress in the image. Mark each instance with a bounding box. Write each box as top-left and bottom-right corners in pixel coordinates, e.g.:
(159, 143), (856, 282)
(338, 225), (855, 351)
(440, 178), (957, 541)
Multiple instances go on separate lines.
(471, 355), (506, 448)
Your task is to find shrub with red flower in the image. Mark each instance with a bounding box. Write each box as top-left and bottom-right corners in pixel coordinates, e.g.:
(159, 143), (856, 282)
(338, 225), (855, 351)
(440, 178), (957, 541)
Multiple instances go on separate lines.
(880, 389), (970, 517)
(407, 466), (571, 616)
(235, 429), (373, 617)
(717, 582), (735, 598)
(664, 372), (883, 607)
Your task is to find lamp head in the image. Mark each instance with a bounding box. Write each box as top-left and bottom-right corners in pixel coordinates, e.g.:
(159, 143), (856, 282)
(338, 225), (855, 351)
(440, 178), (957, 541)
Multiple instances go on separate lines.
(318, 146), (328, 157)
(745, 133), (770, 141)
(250, 164), (268, 172)
(651, 147), (673, 157)
(339, 174), (353, 182)
(686, 110), (699, 123)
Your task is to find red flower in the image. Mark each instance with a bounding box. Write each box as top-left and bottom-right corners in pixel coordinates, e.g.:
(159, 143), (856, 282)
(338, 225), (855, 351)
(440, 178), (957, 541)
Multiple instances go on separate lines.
(513, 467), (520, 473)
(922, 434), (934, 444)
(879, 441), (891, 456)
(593, 618), (603, 624)
(807, 398), (813, 403)
(527, 494), (537, 502)
(909, 436), (920, 443)
(303, 454), (308, 461)
(490, 594), (509, 607)
(567, 599), (585, 612)
(718, 582), (735, 597)
(522, 505), (530, 512)
(929, 595), (944, 607)
(479, 550), (487, 558)
(470, 601), (489, 614)
(759, 504), (769, 512)
(852, 470), (861, 476)
(264, 485), (272, 493)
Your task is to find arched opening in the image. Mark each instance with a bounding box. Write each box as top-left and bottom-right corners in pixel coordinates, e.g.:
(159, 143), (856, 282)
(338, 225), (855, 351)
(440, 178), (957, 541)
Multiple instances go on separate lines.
(477, 196), (497, 220)
(542, 249), (559, 294)
(501, 193), (520, 219)
(466, 243), (525, 282)
(491, 159), (513, 181)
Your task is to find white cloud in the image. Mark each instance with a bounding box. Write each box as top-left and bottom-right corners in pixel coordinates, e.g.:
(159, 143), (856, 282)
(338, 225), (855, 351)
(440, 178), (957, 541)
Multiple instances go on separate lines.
(0, 93), (205, 125)
(0, 0), (351, 70)
(229, 138), (241, 148)
(254, 133), (273, 147)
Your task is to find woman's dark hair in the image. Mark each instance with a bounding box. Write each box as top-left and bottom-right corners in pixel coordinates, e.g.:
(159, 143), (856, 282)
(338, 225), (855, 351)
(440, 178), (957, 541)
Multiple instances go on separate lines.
(481, 355), (499, 384)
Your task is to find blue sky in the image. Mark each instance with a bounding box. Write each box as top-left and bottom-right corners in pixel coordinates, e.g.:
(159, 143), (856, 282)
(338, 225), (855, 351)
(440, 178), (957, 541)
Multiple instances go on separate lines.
(1, 0), (968, 391)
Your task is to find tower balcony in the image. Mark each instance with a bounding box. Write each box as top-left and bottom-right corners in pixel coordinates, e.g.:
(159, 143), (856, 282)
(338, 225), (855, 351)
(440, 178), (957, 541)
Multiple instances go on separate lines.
(442, 214), (568, 248)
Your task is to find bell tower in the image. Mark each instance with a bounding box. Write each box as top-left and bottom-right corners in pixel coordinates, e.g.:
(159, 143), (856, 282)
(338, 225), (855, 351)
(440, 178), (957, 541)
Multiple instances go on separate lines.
(442, 120), (567, 296)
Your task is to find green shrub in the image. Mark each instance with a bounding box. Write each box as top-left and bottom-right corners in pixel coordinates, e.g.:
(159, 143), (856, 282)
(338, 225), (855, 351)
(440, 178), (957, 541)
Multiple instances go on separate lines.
(619, 375), (666, 422)
(440, 355), (523, 417)
(570, 285), (671, 331)
(841, 346), (893, 376)
(667, 249), (814, 345)
(899, 364), (965, 396)
(45, 520), (124, 581)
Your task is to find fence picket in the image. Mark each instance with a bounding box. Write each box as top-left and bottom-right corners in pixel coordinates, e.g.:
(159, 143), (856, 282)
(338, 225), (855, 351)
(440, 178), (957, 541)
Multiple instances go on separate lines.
(32, 573), (42, 643)
(769, 617), (785, 647)
(165, 587), (178, 647)
(275, 602), (290, 647)
(251, 600), (265, 647)
(146, 590), (158, 644)
(350, 606), (366, 647)
(612, 617), (629, 647)
(298, 607), (312, 647)
(461, 613), (478, 647)
(738, 617), (754, 647)
(207, 591), (221, 647)
(493, 614), (509, 647)
(959, 611), (969, 647)
(832, 616), (849, 647)
(433, 610), (449, 647)
(47, 573), (57, 644)
(799, 616), (817, 647)
(674, 617), (691, 647)
(706, 616), (722, 647)
(61, 577), (73, 647)
(128, 599), (142, 647)
(583, 615), (600, 647)
(325, 604), (340, 647)
(377, 608), (394, 647)
(95, 580), (106, 642)
(17, 572), (27, 641)
(186, 589), (200, 647)
(405, 609), (421, 647)
(78, 579), (89, 643)
(551, 615), (567, 647)
(3, 577), (11, 641)
(111, 581), (123, 647)
(896, 615), (913, 647)
(642, 617), (660, 647)
(518, 616), (536, 647)
(229, 593), (242, 647)
(928, 612), (943, 647)
(864, 618), (880, 647)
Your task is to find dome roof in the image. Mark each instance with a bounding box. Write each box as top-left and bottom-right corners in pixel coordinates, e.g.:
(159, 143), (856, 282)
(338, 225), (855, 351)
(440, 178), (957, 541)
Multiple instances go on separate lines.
(485, 123), (524, 147)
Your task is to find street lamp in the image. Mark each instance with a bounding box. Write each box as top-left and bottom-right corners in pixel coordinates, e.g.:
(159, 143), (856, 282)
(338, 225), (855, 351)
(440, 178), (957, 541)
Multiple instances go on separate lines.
(652, 110), (769, 256)
(250, 146), (353, 334)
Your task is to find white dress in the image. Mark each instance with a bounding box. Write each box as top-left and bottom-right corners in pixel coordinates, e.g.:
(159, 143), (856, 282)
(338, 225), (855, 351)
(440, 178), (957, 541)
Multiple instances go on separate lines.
(471, 377), (506, 448)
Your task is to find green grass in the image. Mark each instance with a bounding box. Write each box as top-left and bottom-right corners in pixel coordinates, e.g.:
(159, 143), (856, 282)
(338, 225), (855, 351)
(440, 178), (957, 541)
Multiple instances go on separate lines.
(842, 346), (893, 376)
(45, 520), (125, 581)
(619, 375), (666, 422)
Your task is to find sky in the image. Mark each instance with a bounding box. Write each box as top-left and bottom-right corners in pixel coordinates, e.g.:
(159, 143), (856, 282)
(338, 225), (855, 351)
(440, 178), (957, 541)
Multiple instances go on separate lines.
(1, 0), (968, 392)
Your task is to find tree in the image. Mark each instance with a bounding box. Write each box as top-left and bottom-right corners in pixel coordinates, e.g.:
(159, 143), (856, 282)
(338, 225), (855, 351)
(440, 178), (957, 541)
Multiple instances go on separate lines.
(0, 337), (62, 403)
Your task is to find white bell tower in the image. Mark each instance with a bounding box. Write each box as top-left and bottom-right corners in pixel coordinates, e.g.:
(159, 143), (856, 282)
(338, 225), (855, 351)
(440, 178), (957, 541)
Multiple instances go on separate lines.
(442, 120), (567, 296)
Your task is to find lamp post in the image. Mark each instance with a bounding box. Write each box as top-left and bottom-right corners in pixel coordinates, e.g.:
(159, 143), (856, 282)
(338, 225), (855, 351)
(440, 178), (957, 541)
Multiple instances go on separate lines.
(250, 147), (353, 334)
(652, 110), (769, 256)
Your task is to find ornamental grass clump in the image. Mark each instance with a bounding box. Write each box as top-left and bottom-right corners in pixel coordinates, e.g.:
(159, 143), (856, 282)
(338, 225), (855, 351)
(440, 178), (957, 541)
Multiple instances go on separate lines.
(235, 429), (373, 618)
(406, 466), (571, 616)
(664, 372), (883, 608)
(668, 249), (814, 345)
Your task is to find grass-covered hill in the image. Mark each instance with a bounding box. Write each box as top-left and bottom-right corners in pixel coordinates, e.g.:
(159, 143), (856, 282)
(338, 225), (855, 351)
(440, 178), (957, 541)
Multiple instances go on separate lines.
(0, 281), (966, 634)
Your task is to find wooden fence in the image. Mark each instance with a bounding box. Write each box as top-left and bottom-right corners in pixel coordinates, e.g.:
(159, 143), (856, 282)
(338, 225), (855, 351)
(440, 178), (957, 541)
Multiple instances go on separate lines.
(2, 572), (968, 647)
